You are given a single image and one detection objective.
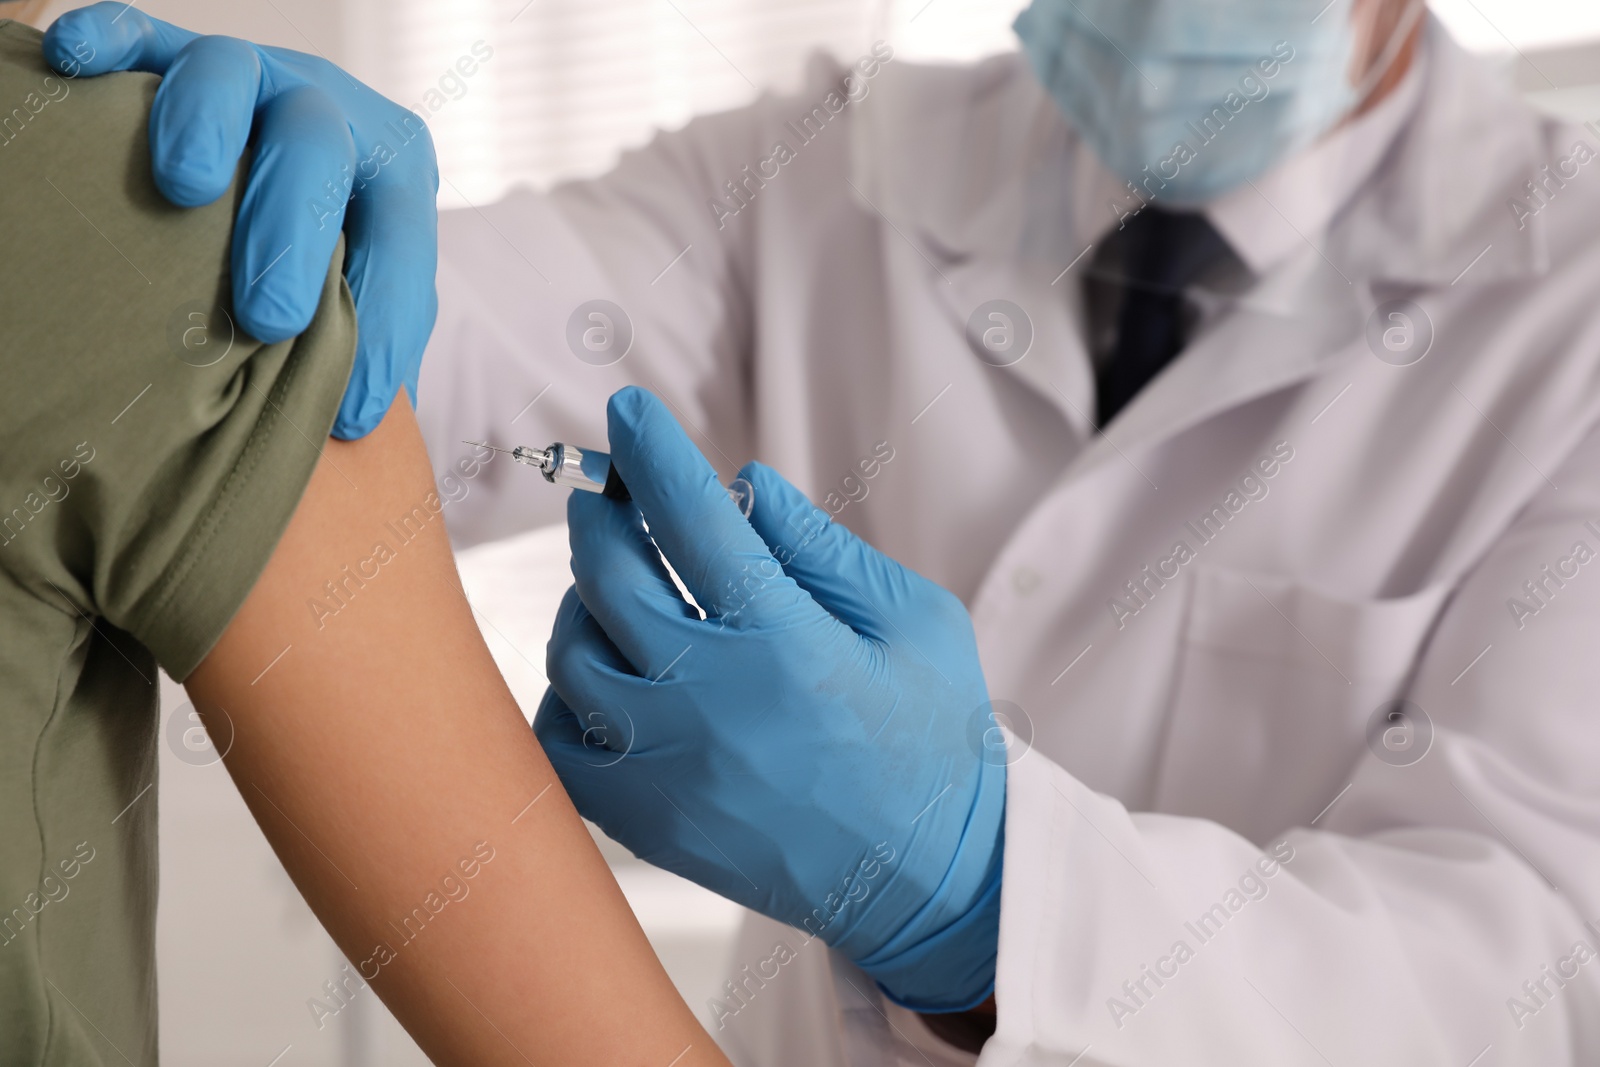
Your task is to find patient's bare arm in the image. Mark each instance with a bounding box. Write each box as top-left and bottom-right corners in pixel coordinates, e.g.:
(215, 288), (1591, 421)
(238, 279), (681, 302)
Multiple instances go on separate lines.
(185, 397), (727, 1067)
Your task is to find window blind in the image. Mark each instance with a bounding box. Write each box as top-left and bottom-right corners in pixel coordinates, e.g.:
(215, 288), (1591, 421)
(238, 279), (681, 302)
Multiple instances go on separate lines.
(343, 0), (1030, 206)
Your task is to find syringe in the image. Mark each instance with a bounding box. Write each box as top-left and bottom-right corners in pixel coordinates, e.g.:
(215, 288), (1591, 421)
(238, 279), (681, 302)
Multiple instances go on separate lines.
(465, 440), (630, 500)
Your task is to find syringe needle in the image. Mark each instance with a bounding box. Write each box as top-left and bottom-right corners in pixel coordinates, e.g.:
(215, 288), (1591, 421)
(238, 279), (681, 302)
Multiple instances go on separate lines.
(463, 439), (627, 500)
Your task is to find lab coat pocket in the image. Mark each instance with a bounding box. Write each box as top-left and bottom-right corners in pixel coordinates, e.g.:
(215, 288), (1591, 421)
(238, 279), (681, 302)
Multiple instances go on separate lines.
(1153, 565), (1451, 844)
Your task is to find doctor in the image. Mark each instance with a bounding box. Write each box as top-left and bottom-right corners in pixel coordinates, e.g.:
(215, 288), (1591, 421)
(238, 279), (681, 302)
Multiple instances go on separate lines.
(47, 0), (1600, 1063)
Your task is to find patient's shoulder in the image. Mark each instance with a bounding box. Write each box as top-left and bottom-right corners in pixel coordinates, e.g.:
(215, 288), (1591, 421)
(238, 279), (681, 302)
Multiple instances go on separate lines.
(0, 20), (238, 310)
(0, 19), (357, 681)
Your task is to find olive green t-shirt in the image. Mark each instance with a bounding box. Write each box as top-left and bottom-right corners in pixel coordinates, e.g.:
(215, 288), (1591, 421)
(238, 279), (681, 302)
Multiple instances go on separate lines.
(0, 22), (356, 1065)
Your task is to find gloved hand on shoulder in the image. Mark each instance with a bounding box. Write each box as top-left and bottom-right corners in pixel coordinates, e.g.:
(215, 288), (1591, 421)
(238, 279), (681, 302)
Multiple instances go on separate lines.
(43, 2), (438, 439)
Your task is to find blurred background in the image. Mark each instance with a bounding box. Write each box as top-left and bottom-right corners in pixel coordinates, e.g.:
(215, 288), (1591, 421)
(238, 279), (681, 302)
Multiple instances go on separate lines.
(36, 0), (1600, 208)
(22, 0), (1598, 1062)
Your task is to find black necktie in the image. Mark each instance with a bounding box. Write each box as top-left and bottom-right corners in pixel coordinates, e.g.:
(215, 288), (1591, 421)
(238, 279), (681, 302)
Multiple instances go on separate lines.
(1089, 207), (1234, 426)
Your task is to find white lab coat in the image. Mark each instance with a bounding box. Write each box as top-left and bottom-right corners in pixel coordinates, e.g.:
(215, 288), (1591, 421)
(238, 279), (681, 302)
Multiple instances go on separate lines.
(415, 16), (1600, 1066)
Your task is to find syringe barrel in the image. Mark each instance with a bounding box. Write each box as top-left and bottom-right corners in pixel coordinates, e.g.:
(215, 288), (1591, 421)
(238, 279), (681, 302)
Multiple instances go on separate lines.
(543, 442), (630, 500)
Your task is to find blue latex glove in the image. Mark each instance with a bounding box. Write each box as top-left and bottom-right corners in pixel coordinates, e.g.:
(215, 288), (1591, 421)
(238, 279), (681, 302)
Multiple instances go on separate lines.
(534, 387), (1006, 1012)
(42, 3), (439, 439)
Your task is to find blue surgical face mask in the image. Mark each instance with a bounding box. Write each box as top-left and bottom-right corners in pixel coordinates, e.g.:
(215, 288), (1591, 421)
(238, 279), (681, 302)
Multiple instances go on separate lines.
(1013, 0), (1362, 205)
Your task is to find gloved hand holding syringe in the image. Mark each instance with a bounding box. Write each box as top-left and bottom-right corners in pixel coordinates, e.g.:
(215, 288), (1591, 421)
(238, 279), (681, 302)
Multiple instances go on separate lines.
(523, 386), (1005, 1015)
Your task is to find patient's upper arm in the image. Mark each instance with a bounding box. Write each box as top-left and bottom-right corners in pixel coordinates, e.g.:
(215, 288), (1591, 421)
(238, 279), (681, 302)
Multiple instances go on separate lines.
(184, 396), (723, 1065)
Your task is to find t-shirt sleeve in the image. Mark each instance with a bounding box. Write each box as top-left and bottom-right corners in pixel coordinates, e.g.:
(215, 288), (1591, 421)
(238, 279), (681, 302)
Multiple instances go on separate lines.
(0, 22), (357, 681)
